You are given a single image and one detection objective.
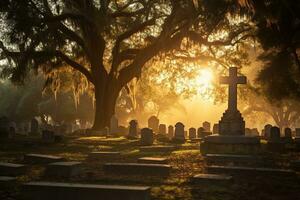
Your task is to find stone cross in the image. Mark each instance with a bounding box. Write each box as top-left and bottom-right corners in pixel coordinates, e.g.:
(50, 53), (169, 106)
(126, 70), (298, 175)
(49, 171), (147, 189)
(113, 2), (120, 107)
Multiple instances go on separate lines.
(220, 67), (246, 111)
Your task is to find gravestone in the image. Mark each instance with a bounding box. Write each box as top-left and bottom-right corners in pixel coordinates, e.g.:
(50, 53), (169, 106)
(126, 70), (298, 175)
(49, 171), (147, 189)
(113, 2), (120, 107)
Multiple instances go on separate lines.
(148, 116), (159, 133)
(158, 124), (167, 135)
(168, 125), (174, 138)
(103, 163), (171, 176)
(30, 118), (39, 135)
(0, 116), (10, 138)
(140, 128), (154, 146)
(268, 126), (284, 152)
(138, 157), (168, 164)
(251, 128), (259, 137)
(197, 127), (205, 138)
(24, 154), (64, 164)
(284, 128), (292, 139)
(189, 128), (197, 139)
(245, 128), (252, 136)
(173, 122), (185, 142)
(128, 120), (138, 139)
(45, 162), (82, 178)
(0, 162), (27, 176)
(269, 126), (281, 141)
(203, 121), (211, 132)
(110, 115), (119, 135)
(212, 124), (219, 134)
(192, 174), (232, 184)
(22, 182), (150, 200)
(201, 67), (260, 154)
(264, 124), (272, 138)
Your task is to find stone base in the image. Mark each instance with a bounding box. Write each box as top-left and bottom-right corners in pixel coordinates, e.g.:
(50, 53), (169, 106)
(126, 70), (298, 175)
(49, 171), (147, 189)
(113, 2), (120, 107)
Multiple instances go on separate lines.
(200, 135), (261, 154)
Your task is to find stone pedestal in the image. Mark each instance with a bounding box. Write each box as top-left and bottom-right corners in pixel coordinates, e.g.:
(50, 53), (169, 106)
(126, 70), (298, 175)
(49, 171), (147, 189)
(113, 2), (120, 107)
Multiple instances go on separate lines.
(201, 110), (260, 154)
(219, 110), (245, 136)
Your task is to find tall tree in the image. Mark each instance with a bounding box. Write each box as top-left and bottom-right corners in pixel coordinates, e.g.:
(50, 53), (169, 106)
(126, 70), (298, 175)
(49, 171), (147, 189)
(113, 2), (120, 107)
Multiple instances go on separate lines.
(0, 0), (251, 130)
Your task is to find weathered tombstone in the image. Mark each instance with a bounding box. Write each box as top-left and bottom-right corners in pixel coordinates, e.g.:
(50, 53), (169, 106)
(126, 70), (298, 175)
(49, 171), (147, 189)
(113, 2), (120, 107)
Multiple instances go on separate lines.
(128, 120), (138, 139)
(251, 128), (259, 137)
(168, 125), (174, 138)
(22, 182), (150, 200)
(0, 162), (27, 176)
(212, 123), (219, 134)
(45, 162), (82, 178)
(140, 128), (154, 146)
(189, 128), (197, 139)
(0, 116), (10, 138)
(245, 128), (252, 136)
(269, 126), (281, 141)
(197, 127), (205, 138)
(268, 126), (284, 152)
(148, 116), (159, 133)
(201, 67), (260, 154)
(202, 121), (211, 132)
(158, 124), (167, 135)
(284, 128), (292, 139)
(264, 124), (272, 139)
(8, 121), (17, 138)
(30, 118), (39, 136)
(173, 122), (185, 142)
(110, 115), (119, 135)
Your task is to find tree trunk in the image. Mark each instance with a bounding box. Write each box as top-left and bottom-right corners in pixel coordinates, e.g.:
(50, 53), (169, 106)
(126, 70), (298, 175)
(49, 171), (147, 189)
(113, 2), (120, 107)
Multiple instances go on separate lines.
(92, 79), (120, 131)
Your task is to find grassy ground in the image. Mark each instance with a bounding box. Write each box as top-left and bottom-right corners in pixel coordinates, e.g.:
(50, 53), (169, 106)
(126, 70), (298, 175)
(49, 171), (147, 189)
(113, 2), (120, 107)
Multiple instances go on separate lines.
(0, 135), (299, 200)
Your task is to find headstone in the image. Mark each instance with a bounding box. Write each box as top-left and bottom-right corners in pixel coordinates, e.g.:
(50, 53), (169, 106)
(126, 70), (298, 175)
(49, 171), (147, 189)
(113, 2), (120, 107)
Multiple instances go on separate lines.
(22, 182), (150, 200)
(268, 126), (284, 152)
(0, 162), (27, 176)
(24, 154), (64, 164)
(45, 162), (82, 178)
(192, 174), (232, 184)
(140, 128), (154, 146)
(264, 124), (272, 138)
(0, 176), (17, 188)
(158, 124), (166, 135)
(30, 118), (39, 135)
(251, 128), (259, 136)
(212, 124), (219, 134)
(206, 166), (295, 176)
(110, 115), (119, 135)
(148, 116), (159, 133)
(202, 121), (211, 132)
(245, 128), (252, 136)
(0, 116), (10, 138)
(189, 127), (197, 139)
(269, 126), (281, 141)
(8, 121), (17, 138)
(197, 127), (205, 138)
(103, 163), (171, 176)
(128, 120), (138, 139)
(168, 125), (174, 138)
(173, 122), (185, 142)
(284, 128), (292, 139)
(138, 157), (168, 164)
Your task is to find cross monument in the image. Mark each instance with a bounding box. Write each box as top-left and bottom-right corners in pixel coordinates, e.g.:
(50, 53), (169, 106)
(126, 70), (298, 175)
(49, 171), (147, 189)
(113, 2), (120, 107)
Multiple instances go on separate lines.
(218, 67), (246, 136)
(220, 67), (246, 111)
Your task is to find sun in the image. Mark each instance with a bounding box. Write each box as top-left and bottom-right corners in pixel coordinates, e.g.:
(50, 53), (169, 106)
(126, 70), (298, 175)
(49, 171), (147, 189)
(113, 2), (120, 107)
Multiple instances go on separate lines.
(196, 69), (214, 85)
(194, 68), (215, 98)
